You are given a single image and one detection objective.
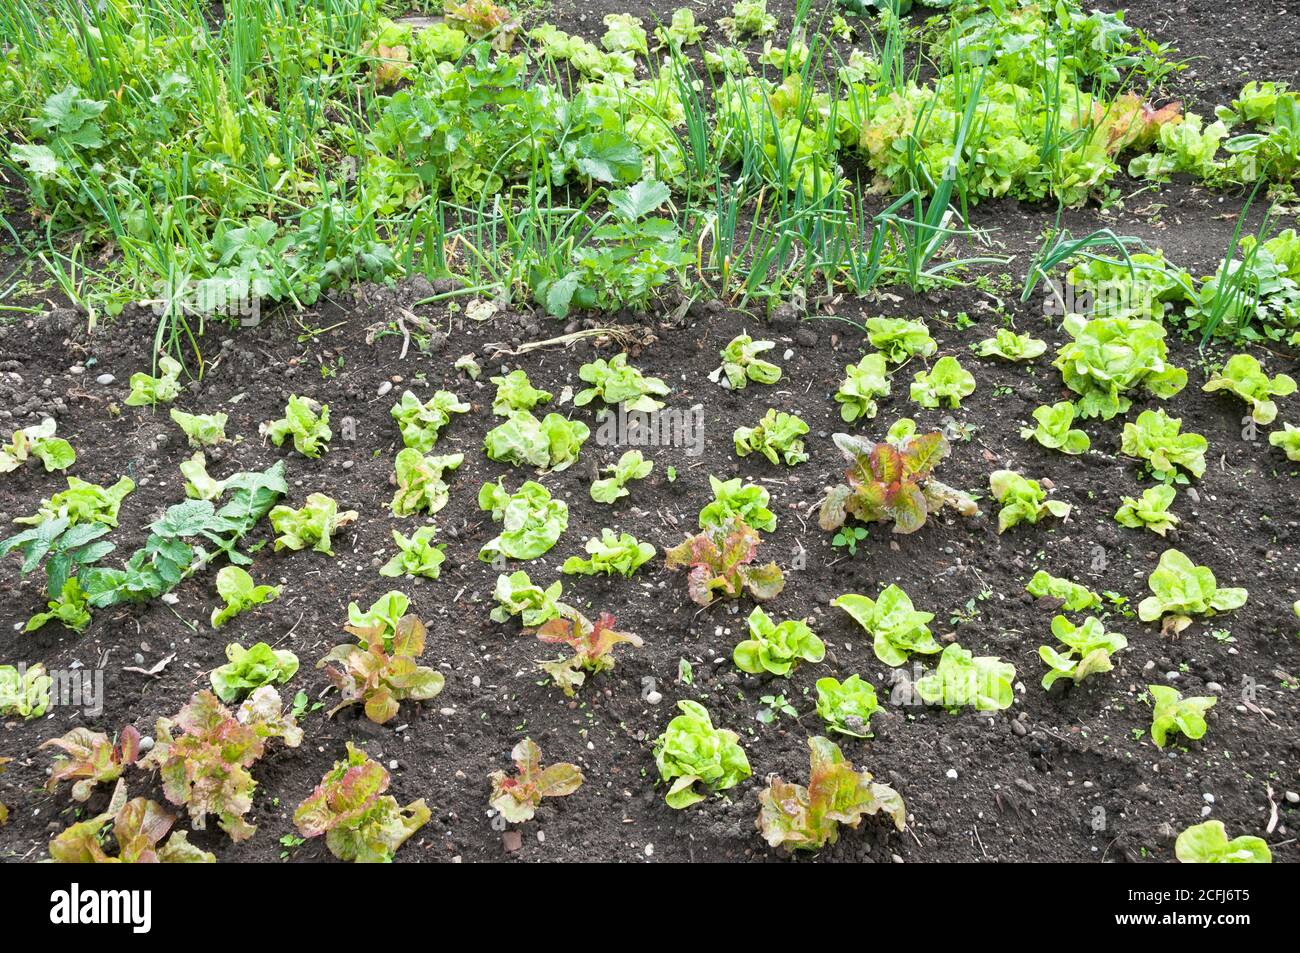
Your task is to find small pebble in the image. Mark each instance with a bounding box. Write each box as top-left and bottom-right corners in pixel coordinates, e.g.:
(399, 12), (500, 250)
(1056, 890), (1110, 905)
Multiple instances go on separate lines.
(945, 768), (958, 780)
(95, 373), (115, 385)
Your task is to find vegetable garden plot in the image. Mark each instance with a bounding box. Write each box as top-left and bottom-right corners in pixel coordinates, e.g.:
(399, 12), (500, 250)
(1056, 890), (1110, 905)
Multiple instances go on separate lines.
(0, 0), (1297, 865)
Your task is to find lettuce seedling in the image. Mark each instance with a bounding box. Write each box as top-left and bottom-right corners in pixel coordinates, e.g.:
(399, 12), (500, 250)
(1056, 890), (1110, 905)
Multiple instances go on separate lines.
(319, 614), (444, 723)
(990, 469), (1072, 533)
(975, 328), (1047, 362)
(699, 475), (776, 533)
(1175, 820), (1271, 864)
(210, 642), (299, 703)
(0, 662), (51, 718)
(478, 479), (570, 561)
(1203, 353), (1296, 425)
(833, 585), (940, 667)
(602, 13), (648, 54)
(534, 608), (643, 695)
(491, 571), (566, 626)
(484, 410), (590, 470)
(26, 577), (92, 633)
(1020, 402), (1090, 455)
(576, 353), (671, 411)
(819, 431), (977, 535)
(169, 409), (228, 447)
(1053, 315), (1186, 420)
(815, 675), (880, 738)
(915, 643), (1016, 712)
(710, 333), (782, 389)
(1148, 684), (1215, 748)
(653, 700), (750, 808)
(720, 0), (777, 39)
(590, 449), (653, 503)
(180, 451), (225, 500)
(490, 369), (552, 415)
(489, 738), (584, 823)
(834, 353), (890, 422)
(1, 419), (75, 474)
(210, 565), (281, 627)
(50, 782), (214, 863)
(262, 395), (332, 458)
(733, 605), (824, 676)
(910, 356), (976, 409)
(1026, 570), (1100, 611)
(734, 408), (809, 465)
(757, 736), (906, 851)
(665, 517), (784, 605)
(390, 448), (463, 516)
(1120, 409), (1207, 482)
(126, 355), (183, 406)
(42, 725), (141, 801)
(380, 526), (446, 579)
(14, 475), (134, 527)
(1115, 485), (1179, 535)
(269, 492), (358, 555)
(141, 687), (302, 841)
(390, 389), (470, 451)
(866, 317), (936, 364)
(1270, 422), (1300, 460)
(561, 528), (655, 577)
(345, 591), (411, 650)
(1039, 615), (1128, 689)
(1138, 549), (1247, 634)
(293, 742), (430, 863)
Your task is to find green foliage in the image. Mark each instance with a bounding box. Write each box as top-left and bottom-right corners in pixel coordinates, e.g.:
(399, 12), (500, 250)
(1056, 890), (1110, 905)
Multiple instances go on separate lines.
(210, 642), (298, 702)
(210, 566), (281, 628)
(1148, 684), (1215, 748)
(262, 395), (332, 458)
(665, 517), (784, 605)
(698, 475), (775, 533)
(975, 328), (1047, 362)
(734, 409), (809, 465)
(989, 469), (1072, 533)
(652, 700), (750, 809)
(380, 526), (446, 580)
(491, 370), (552, 415)
(0, 419), (75, 474)
(721, 0), (778, 39)
(269, 493), (357, 556)
(126, 356), (183, 407)
(14, 476), (134, 527)
(49, 783), (214, 864)
(832, 525), (868, 555)
(534, 608), (643, 695)
(169, 409), (228, 448)
(484, 411), (590, 470)
(0, 662), (52, 719)
(1020, 402), (1090, 454)
(1065, 252), (1194, 322)
(1120, 409), (1208, 482)
(42, 726), (141, 802)
(390, 389), (470, 452)
(1175, 820), (1271, 863)
(180, 452), (224, 500)
(1114, 485), (1179, 536)
(655, 8), (708, 50)
(915, 643), (1016, 712)
(1039, 616), (1127, 689)
(478, 479), (569, 561)
(576, 354), (670, 411)
(1138, 549), (1248, 632)
(320, 614), (444, 723)
(1270, 421), (1300, 460)
(910, 356), (976, 409)
(1053, 315), (1187, 419)
(590, 450), (653, 503)
(833, 585), (939, 667)
(561, 529), (655, 578)
(866, 317), (936, 364)
(1203, 353), (1296, 424)
(491, 571), (565, 626)
(814, 675), (880, 738)
(710, 334), (782, 389)
(25, 577), (92, 633)
(345, 591), (412, 651)
(1026, 570), (1100, 611)
(733, 606), (825, 676)
(489, 738), (583, 823)
(834, 353), (890, 422)
(602, 14), (648, 55)
(390, 448), (463, 516)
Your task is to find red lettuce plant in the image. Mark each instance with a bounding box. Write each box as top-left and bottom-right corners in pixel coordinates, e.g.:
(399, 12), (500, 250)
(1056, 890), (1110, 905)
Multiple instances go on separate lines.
(319, 614), (445, 723)
(49, 780), (214, 863)
(42, 725), (142, 801)
(665, 517), (784, 605)
(489, 738), (583, 823)
(533, 609), (643, 696)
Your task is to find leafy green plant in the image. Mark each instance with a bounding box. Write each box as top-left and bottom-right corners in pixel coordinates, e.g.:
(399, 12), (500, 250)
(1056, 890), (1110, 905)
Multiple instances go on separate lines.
(710, 334), (782, 389)
(49, 782), (214, 864)
(484, 411), (590, 470)
(390, 448), (463, 516)
(478, 479), (570, 561)
(390, 389), (470, 451)
(210, 642), (299, 703)
(655, 8), (707, 50)
(561, 529), (655, 578)
(832, 525), (868, 556)
(1175, 820), (1271, 863)
(1120, 409), (1207, 482)
(180, 452), (225, 500)
(262, 395), (332, 458)
(699, 476), (776, 533)
(26, 577), (92, 633)
(534, 608), (643, 695)
(990, 469), (1072, 533)
(489, 738), (583, 823)
(210, 565), (281, 628)
(665, 517), (784, 605)
(733, 606), (825, 676)
(1148, 684), (1216, 748)
(1115, 485), (1179, 535)
(910, 356), (976, 409)
(1203, 353), (1296, 425)
(591, 450), (653, 503)
(602, 13), (648, 54)
(491, 370), (553, 415)
(169, 409), (228, 448)
(576, 354), (670, 411)
(345, 591), (412, 651)
(0, 662), (51, 718)
(42, 725), (141, 801)
(757, 736), (905, 852)
(126, 355), (183, 407)
(720, 0), (777, 39)
(1053, 315), (1187, 419)
(814, 675), (880, 737)
(866, 317), (937, 364)
(653, 700), (750, 808)
(319, 614), (444, 723)
(269, 493), (358, 556)
(1020, 402), (1090, 454)
(1138, 549), (1248, 634)
(14, 476), (134, 527)
(1270, 421), (1300, 460)
(1039, 616), (1127, 690)
(819, 431), (977, 535)
(734, 409), (809, 465)
(1026, 570), (1101, 611)
(833, 585), (940, 667)
(975, 328), (1047, 362)
(491, 571), (566, 626)
(915, 643), (1016, 712)
(1, 419), (75, 474)
(293, 742), (430, 863)
(835, 353), (890, 422)
(381, 526), (446, 580)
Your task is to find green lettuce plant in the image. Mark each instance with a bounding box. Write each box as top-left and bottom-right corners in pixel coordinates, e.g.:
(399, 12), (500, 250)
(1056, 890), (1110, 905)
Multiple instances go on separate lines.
(814, 675), (880, 737)
(1148, 684), (1215, 748)
(561, 529), (655, 577)
(484, 411), (590, 470)
(734, 408), (809, 465)
(490, 369), (552, 415)
(14, 475), (134, 527)
(1270, 422), (1300, 460)
(390, 448), (463, 516)
(720, 0), (777, 39)
(489, 738), (583, 823)
(390, 389), (469, 451)
(733, 606), (825, 676)
(699, 475), (776, 532)
(49, 783), (214, 863)
(1064, 252), (1194, 323)
(180, 451), (225, 500)
(833, 585), (940, 667)
(1039, 615), (1127, 689)
(866, 317), (936, 363)
(602, 13), (648, 54)
(0, 662), (51, 718)
(210, 642), (299, 702)
(1175, 820), (1271, 863)
(834, 353), (890, 422)
(345, 591), (411, 650)
(655, 8), (707, 50)
(533, 608), (643, 695)
(26, 577), (92, 633)
(975, 328), (1047, 362)
(652, 700), (750, 808)
(1202, 353), (1296, 424)
(990, 469), (1072, 533)
(1120, 409), (1207, 482)
(1021, 402), (1090, 454)
(757, 736), (905, 851)
(210, 565), (281, 627)
(910, 356), (976, 409)
(710, 333), (782, 389)
(262, 395), (332, 458)
(293, 742), (430, 863)
(380, 526), (446, 579)
(1053, 315), (1187, 419)
(590, 450), (653, 503)
(915, 643), (1016, 712)
(665, 517), (784, 605)
(269, 492), (357, 555)
(478, 479), (570, 561)
(576, 353), (670, 411)
(1138, 549), (1248, 633)
(41, 725), (141, 801)
(1115, 485), (1179, 535)
(169, 409), (228, 447)
(1026, 570), (1101, 611)
(1, 419), (75, 474)
(126, 355), (183, 406)
(319, 614), (444, 723)
(491, 571), (566, 626)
